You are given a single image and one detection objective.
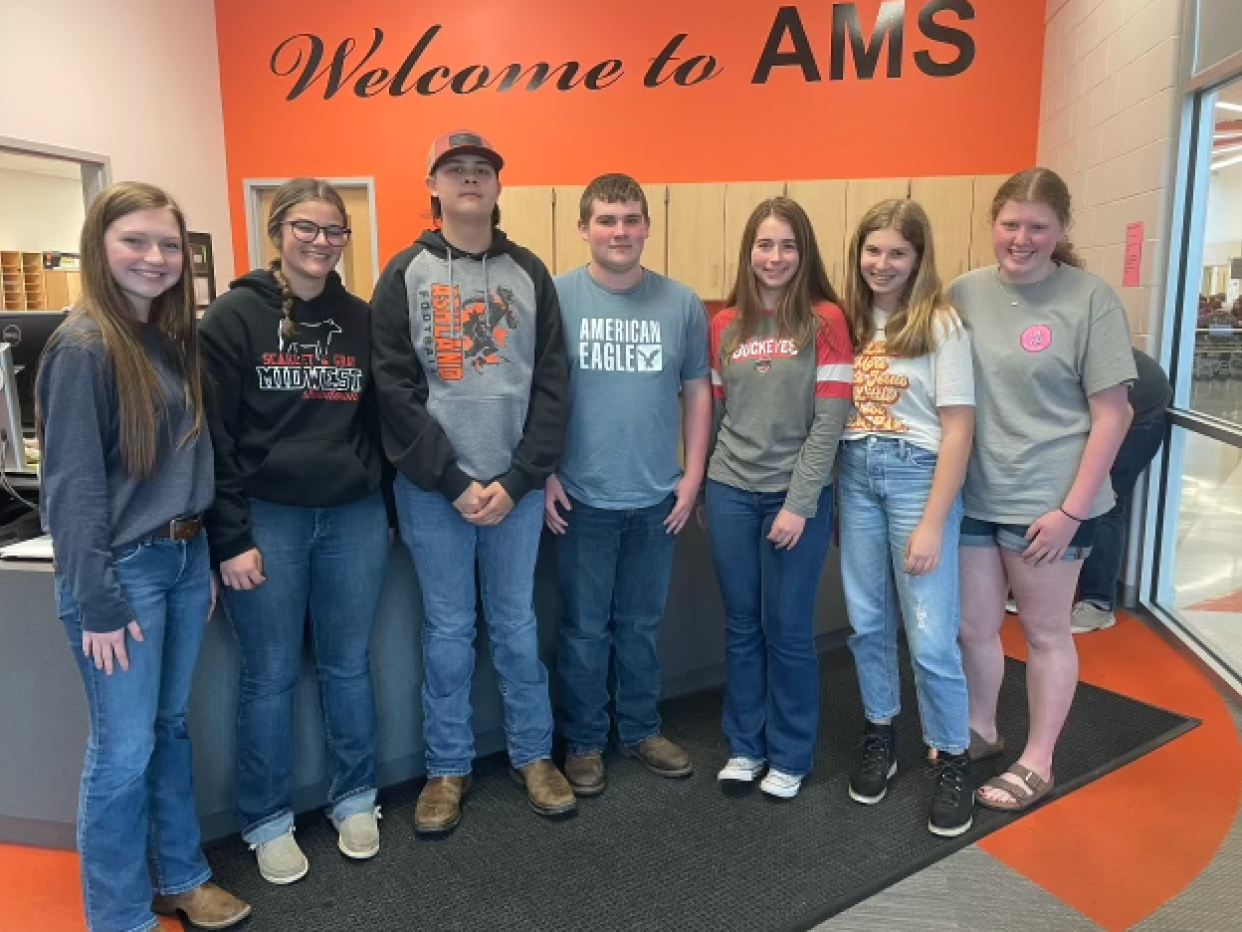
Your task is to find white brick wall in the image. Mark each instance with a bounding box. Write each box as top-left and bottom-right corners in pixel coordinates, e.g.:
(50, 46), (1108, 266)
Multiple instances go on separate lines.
(1039, 0), (1187, 347)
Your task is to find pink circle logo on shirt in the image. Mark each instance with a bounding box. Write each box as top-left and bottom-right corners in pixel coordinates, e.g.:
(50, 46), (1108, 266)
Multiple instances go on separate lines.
(1020, 325), (1053, 353)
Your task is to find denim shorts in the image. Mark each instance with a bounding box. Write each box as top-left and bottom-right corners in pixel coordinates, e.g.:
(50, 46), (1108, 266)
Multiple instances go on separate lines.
(960, 514), (1097, 561)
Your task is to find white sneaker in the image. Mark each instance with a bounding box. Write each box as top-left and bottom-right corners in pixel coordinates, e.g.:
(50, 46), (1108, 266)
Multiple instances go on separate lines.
(252, 830), (309, 885)
(1071, 601), (1116, 634)
(717, 756), (767, 783)
(337, 807), (381, 859)
(760, 768), (803, 799)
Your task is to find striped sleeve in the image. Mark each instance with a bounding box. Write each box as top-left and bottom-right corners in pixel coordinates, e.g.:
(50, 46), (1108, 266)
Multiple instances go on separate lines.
(709, 309), (735, 401)
(814, 303), (854, 399)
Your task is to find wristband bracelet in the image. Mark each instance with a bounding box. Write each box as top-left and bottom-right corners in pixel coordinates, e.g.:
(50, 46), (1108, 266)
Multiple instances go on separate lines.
(1059, 506), (1086, 523)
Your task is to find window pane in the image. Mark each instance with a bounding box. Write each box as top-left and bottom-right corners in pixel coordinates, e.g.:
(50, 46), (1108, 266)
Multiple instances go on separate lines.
(1189, 75), (1242, 427)
(1159, 427), (1242, 670)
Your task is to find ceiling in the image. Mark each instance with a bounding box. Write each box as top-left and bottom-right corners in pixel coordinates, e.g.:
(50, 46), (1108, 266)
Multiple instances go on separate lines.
(0, 150), (82, 180)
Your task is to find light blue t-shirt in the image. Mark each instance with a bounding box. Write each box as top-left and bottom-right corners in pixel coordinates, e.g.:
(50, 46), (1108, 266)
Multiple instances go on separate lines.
(555, 266), (711, 508)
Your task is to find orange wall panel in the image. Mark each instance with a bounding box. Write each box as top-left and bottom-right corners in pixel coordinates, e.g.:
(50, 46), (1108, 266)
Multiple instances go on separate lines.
(214, 0), (1044, 273)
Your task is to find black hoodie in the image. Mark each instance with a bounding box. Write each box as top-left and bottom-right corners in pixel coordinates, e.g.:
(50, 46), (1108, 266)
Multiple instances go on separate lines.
(371, 228), (568, 504)
(200, 269), (387, 564)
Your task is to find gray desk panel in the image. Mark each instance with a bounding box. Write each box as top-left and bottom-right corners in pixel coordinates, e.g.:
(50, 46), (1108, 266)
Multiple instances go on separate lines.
(0, 524), (849, 849)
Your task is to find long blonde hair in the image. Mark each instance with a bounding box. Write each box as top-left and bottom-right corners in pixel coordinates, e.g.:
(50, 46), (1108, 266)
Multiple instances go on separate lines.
(842, 198), (958, 358)
(991, 168), (1085, 270)
(39, 181), (203, 480)
(722, 197), (841, 360)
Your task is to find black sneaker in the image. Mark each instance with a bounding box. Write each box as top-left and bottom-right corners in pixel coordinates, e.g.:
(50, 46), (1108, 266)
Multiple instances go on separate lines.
(928, 751), (974, 837)
(848, 722), (897, 805)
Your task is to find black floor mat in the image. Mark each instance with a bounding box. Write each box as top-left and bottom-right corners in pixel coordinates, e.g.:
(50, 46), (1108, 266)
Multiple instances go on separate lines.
(194, 650), (1198, 932)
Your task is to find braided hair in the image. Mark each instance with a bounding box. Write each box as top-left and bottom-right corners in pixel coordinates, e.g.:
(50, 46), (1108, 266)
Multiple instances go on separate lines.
(265, 178), (349, 339)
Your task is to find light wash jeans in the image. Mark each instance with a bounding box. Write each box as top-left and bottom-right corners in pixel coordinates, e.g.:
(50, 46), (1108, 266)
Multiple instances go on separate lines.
(705, 479), (833, 778)
(555, 493), (677, 756)
(839, 437), (969, 754)
(56, 534), (213, 932)
(395, 476), (554, 776)
(222, 493), (388, 846)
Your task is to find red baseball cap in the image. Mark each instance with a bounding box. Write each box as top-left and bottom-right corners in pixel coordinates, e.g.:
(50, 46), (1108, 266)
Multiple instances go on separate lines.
(426, 129), (504, 174)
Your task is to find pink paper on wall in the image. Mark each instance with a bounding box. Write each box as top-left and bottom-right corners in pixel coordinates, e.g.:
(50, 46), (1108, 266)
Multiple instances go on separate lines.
(1123, 222), (1144, 288)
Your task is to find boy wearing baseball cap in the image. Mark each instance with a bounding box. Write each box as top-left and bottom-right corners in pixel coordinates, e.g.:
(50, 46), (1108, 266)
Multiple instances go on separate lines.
(371, 129), (574, 833)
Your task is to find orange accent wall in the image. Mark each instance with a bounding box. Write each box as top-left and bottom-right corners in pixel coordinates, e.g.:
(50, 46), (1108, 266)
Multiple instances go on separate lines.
(213, 0), (1045, 274)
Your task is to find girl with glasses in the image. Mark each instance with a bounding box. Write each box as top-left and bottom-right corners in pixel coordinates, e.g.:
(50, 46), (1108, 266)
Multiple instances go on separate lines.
(200, 178), (392, 883)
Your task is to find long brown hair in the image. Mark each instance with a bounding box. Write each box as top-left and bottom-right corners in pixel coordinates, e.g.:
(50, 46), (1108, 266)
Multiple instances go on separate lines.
(842, 199), (960, 358)
(722, 197), (841, 359)
(266, 178), (349, 340)
(39, 181), (203, 480)
(991, 167), (1085, 270)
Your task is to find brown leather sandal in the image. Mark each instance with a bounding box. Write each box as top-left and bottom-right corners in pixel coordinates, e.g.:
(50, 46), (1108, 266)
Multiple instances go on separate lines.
(976, 763), (1054, 812)
(967, 728), (1005, 763)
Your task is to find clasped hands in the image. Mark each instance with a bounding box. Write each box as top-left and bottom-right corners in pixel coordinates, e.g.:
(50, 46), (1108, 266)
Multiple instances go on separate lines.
(454, 480), (514, 526)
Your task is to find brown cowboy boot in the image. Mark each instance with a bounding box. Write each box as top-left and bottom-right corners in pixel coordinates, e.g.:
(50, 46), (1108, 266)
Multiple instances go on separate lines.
(511, 760), (578, 816)
(414, 775), (471, 834)
(564, 752), (607, 797)
(152, 883), (251, 930)
(625, 735), (694, 777)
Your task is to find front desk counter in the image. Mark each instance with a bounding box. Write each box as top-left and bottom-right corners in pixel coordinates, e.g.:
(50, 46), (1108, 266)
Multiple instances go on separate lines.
(0, 523), (850, 849)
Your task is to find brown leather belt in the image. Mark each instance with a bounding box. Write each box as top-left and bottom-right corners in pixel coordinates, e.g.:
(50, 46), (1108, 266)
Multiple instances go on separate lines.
(153, 515), (204, 542)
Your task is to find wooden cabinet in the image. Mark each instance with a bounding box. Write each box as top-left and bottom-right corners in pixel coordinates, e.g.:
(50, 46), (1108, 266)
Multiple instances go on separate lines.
(642, 184), (668, 276)
(723, 182), (787, 291)
(497, 186), (555, 273)
(970, 175), (1010, 270)
(43, 270), (82, 310)
(911, 176), (976, 282)
(787, 180), (848, 289)
(667, 184), (727, 300)
(553, 186), (591, 277)
(845, 179), (911, 244)
(1, 252), (47, 310)
(1, 252), (22, 311)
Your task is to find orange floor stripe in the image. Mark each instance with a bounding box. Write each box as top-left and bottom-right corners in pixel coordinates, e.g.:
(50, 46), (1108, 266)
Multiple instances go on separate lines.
(1187, 586), (1242, 613)
(0, 843), (192, 931)
(982, 612), (1241, 931)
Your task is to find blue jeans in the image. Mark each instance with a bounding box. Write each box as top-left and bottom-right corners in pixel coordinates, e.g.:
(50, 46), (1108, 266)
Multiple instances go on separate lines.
(56, 534), (213, 932)
(839, 438), (969, 754)
(1078, 414), (1167, 609)
(223, 494), (387, 846)
(555, 493), (677, 756)
(705, 479), (833, 777)
(396, 477), (554, 776)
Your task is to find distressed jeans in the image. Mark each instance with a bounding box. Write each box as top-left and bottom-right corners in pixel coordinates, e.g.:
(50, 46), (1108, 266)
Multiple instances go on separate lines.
(839, 437), (969, 754)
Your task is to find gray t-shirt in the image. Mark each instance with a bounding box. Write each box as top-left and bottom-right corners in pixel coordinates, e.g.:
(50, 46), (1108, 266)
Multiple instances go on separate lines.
(946, 264), (1137, 523)
(555, 266), (711, 508)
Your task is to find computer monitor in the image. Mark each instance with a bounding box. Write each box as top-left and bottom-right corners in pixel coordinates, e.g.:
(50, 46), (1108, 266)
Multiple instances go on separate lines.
(0, 311), (68, 431)
(0, 343), (28, 471)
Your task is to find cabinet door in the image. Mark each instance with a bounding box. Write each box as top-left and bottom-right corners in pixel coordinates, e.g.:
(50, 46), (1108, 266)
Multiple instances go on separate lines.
(723, 182), (787, 290)
(642, 184), (668, 276)
(911, 176), (976, 283)
(845, 178), (910, 242)
(43, 271), (70, 310)
(554, 186), (591, 277)
(498, 186), (555, 272)
(970, 175), (1010, 270)
(667, 184), (727, 301)
(787, 180), (848, 289)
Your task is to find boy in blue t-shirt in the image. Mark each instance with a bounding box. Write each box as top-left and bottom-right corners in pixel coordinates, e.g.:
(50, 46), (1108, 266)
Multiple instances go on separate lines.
(546, 173), (712, 795)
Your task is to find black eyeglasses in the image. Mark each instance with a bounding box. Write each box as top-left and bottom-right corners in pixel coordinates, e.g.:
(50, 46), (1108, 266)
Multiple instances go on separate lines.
(283, 220), (351, 246)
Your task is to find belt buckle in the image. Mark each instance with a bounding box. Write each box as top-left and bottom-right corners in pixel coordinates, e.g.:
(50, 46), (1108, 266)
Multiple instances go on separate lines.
(169, 517), (195, 541)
